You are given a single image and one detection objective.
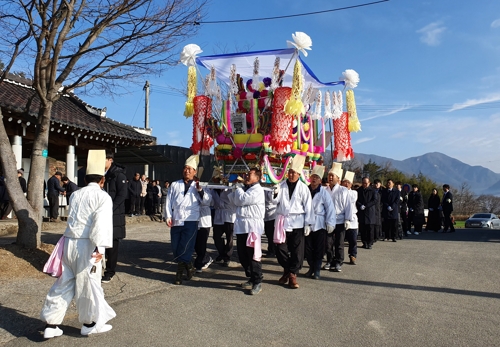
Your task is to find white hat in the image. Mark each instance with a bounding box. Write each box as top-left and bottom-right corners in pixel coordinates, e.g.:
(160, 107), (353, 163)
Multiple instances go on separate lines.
(289, 154), (306, 174)
(328, 162), (343, 179)
(185, 154), (199, 170)
(86, 150), (106, 175)
(344, 170), (355, 183)
(311, 165), (325, 178)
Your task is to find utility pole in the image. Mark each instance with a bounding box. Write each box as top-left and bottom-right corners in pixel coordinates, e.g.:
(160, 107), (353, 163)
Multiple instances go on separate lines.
(144, 80), (150, 129)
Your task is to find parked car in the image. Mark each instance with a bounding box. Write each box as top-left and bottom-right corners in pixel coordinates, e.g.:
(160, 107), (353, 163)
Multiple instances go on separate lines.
(464, 213), (500, 229)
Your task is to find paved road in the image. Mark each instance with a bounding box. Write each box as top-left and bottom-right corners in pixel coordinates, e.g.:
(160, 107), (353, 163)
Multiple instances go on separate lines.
(2, 223), (500, 347)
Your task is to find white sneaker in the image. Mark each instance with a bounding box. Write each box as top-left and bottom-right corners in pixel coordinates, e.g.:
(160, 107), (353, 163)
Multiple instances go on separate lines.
(81, 324), (113, 336)
(323, 263), (331, 270)
(406, 231), (411, 235)
(414, 232), (419, 235)
(44, 326), (63, 339)
(195, 268), (202, 273)
(202, 257), (213, 270)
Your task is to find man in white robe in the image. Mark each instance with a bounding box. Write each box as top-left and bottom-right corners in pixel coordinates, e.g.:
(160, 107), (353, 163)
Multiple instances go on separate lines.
(274, 155), (314, 289)
(164, 155), (211, 285)
(305, 166), (336, 279)
(342, 171), (359, 265)
(41, 150), (114, 338)
(325, 163), (353, 272)
(211, 176), (235, 266)
(194, 170), (213, 273)
(229, 167), (266, 295)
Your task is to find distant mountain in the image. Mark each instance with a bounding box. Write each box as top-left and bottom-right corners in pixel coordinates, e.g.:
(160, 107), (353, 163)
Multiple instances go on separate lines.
(347, 152), (500, 195)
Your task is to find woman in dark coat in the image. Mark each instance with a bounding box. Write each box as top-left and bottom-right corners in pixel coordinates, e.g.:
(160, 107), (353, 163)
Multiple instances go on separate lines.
(408, 184), (425, 235)
(427, 188), (442, 232)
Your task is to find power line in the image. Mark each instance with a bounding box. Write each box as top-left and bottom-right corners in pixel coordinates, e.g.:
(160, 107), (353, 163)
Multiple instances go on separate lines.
(195, 1), (390, 24)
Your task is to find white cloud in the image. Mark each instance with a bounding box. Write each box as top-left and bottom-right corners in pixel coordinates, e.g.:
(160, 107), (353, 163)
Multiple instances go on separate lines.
(491, 19), (500, 28)
(447, 94), (500, 111)
(360, 105), (414, 121)
(417, 22), (446, 46)
(352, 136), (376, 145)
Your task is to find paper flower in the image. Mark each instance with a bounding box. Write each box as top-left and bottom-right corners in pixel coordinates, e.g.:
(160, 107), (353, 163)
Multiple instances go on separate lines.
(340, 69), (360, 89)
(287, 32), (312, 57)
(180, 44), (202, 66)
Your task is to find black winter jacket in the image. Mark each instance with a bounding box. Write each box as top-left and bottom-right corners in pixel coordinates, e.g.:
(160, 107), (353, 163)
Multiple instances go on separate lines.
(104, 163), (128, 239)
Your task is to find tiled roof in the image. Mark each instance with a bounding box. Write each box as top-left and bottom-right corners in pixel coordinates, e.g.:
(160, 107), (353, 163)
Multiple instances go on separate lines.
(0, 73), (155, 144)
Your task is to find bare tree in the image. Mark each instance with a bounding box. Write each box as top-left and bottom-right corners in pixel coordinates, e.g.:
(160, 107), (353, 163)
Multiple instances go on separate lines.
(452, 182), (476, 217)
(0, 0), (207, 249)
(475, 195), (500, 215)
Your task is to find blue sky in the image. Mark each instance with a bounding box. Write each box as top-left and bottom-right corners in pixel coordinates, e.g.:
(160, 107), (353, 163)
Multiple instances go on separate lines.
(82, 0), (500, 173)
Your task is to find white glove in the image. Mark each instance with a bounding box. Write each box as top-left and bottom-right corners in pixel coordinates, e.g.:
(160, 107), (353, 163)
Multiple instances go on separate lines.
(232, 182), (243, 191)
(326, 224), (335, 234)
(304, 225), (311, 237)
(344, 221), (350, 230)
(166, 217), (172, 227)
(388, 206), (393, 211)
(274, 185), (280, 197)
(409, 208), (414, 212)
(447, 199), (451, 203)
(429, 208), (434, 211)
(361, 205), (366, 210)
(400, 196), (403, 201)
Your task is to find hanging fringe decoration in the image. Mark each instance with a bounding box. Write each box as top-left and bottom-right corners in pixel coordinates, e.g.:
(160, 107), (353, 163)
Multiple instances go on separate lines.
(324, 91), (332, 119)
(270, 87), (294, 155)
(252, 57), (260, 91)
(271, 57), (281, 91)
(333, 112), (354, 161)
(332, 91), (343, 120)
(346, 89), (361, 132)
(284, 59), (305, 117)
(184, 66), (197, 118)
(191, 95), (214, 155)
(230, 64), (238, 96)
(312, 90), (322, 120)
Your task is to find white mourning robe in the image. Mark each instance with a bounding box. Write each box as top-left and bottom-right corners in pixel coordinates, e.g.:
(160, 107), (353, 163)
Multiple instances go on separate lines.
(264, 190), (278, 222)
(199, 190), (213, 229)
(41, 182), (113, 325)
(328, 183), (354, 224)
(275, 180), (314, 231)
(211, 188), (236, 225)
(311, 186), (336, 232)
(347, 189), (359, 229)
(229, 184), (266, 235)
(164, 180), (211, 226)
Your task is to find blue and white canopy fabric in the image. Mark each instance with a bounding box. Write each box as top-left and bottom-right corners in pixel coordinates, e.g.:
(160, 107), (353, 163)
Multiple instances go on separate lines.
(195, 48), (345, 89)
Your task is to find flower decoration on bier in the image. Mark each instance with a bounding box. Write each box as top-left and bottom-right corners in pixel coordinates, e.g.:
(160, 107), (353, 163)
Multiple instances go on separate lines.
(180, 44), (202, 118)
(287, 32), (313, 57)
(340, 69), (360, 89)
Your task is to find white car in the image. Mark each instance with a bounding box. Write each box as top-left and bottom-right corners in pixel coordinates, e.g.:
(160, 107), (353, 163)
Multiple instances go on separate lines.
(464, 213), (500, 229)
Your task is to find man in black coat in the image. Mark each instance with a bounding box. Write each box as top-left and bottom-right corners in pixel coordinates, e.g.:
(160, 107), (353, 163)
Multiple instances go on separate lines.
(441, 184), (455, 233)
(381, 179), (400, 242)
(356, 177), (378, 249)
(61, 176), (79, 204)
(128, 173), (142, 216)
(372, 179), (383, 241)
(47, 171), (65, 222)
(408, 184), (425, 235)
(102, 152), (128, 283)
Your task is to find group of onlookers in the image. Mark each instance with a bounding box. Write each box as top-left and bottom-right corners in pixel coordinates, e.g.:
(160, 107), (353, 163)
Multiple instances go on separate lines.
(126, 173), (169, 217)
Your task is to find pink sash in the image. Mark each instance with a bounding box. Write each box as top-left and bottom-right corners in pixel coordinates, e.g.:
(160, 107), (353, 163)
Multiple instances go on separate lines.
(246, 232), (262, 261)
(43, 236), (65, 277)
(273, 215), (286, 244)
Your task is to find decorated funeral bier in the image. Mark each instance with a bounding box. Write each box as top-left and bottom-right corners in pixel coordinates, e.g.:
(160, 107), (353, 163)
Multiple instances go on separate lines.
(180, 32), (360, 185)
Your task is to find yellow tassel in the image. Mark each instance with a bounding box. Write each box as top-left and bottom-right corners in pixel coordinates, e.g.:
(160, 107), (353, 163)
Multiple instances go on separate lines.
(346, 90), (361, 132)
(184, 66), (197, 117)
(285, 59), (304, 116)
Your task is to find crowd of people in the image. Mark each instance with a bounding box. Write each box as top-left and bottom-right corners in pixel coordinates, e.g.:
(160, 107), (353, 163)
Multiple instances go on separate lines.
(162, 154), (456, 296)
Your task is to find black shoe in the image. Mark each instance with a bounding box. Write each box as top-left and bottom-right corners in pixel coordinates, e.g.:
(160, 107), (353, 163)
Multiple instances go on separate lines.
(304, 269), (314, 278)
(265, 253), (276, 258)
(367, 245), (373, 249)
(241, 280), (253, 290)
(101, 275), (113, 283)
(392, 239), (397, 242)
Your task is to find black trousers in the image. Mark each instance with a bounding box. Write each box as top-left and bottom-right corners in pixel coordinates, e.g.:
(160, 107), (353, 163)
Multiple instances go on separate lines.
(325, 232), (334, 264)
(129, 196), (140, 214)
(213, 222), (234, 261)
(104, 238), (120, 278)
(140, 196), (146, 214)
(443, 212), (455, 232)
(345, 228), (358, 257)
(400, 211), (409, 233)
(276, 228), (304, 275)
(374, 224), (382, 240)
(384, 219), (398, 240)
(305, 229), (326, 271)
(360, 223), (374, 247)
(236, 234), (263, 284)
(194, 227), (211, 269)
(330, 223), (346, 266)
(264, 219), (276, 255)
(47, 194), (59, 219)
